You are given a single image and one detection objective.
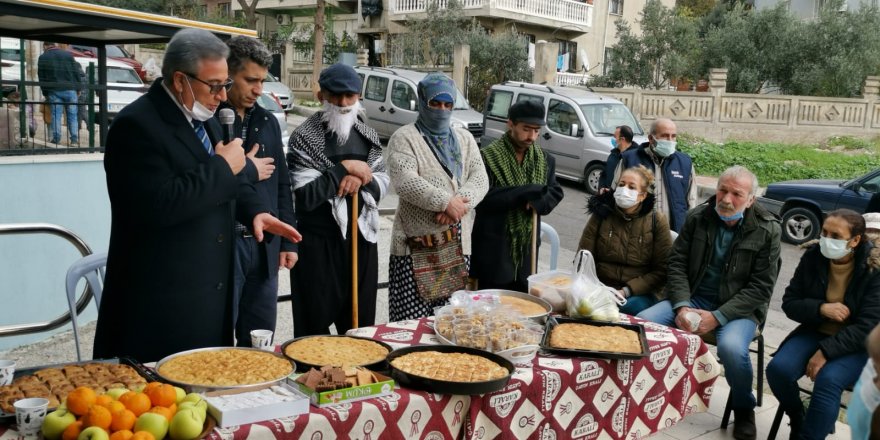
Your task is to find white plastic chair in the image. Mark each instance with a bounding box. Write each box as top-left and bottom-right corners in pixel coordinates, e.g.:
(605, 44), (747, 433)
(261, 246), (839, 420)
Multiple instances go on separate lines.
(540, 222), (560, 270)
(65, 252), (107, 361)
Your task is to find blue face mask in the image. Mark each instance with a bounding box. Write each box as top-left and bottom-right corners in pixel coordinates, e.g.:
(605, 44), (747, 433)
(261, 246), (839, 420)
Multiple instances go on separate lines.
(848, 361), (880, 440)
(611, 137), (618, 148)
(715, 205), (744, 222)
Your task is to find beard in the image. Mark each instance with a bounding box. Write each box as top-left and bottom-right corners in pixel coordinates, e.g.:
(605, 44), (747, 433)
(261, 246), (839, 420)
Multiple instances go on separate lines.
(321, 100), (361, 144)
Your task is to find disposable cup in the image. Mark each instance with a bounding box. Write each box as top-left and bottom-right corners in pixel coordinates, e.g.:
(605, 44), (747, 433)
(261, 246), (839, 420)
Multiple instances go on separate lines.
(0, 360), (15, 386)
(250, 329), (274, 351)
(14, 397), (49, 438)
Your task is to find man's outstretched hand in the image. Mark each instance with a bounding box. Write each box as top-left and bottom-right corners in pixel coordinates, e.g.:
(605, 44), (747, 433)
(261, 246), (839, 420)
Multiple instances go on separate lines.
(252, 213), (302, 243)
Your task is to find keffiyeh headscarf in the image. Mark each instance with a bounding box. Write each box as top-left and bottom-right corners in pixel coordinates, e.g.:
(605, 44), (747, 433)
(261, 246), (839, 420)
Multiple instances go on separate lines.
(415, 73), (462, 181)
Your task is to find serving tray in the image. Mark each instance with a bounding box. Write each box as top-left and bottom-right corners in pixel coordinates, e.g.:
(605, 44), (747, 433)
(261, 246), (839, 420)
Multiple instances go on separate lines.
(540, 316), (649, 360)
(154, 347), (294, 392)
(280, 335), (392, 372)
(386, 344), (514, 395)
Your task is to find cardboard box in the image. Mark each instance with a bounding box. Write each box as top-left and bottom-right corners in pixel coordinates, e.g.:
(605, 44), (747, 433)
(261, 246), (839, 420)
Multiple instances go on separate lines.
(288, 371), (394, 407)
(205, 382), (309, 428)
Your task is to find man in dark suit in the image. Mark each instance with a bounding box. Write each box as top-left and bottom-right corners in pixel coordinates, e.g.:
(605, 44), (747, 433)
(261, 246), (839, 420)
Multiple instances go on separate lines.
(95, 29), (301, 362)
(219, 36), (297, 347)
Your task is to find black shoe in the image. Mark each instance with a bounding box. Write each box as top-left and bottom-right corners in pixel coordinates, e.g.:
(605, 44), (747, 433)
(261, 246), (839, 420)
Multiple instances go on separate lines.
(733, 409), (757, 440)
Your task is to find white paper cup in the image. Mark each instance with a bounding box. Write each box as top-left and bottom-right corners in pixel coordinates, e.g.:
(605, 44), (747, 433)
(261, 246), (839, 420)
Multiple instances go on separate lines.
(14, 397), (49, 437)
(685, 311), (702, 332)
(0, 360), (15, 386)
(250, 329), (273, 351)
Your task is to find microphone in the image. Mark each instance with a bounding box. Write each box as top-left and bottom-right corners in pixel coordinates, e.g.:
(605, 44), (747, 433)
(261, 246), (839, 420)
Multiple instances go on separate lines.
(219, 108), (235, 144)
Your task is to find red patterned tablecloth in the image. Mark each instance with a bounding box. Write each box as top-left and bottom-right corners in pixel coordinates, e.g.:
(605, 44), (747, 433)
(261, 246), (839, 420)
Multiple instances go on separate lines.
(0, 316), (719, 440)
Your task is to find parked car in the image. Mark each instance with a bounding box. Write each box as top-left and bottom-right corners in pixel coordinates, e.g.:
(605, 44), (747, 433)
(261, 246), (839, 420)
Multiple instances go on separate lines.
(257, 92), (290, 154)
(263, 72), (293, 111)
(757, 168), (880, 244)
(68, 44), (146, 82)
(1, 37), (24, 96)
(75, 57), (146, 121)
(353, 66), (485, 143)
(483, 81), (646, 194)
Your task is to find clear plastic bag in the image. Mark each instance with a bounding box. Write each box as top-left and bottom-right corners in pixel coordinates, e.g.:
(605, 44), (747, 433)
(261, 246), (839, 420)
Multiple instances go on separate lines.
(565, 250), (626, 322)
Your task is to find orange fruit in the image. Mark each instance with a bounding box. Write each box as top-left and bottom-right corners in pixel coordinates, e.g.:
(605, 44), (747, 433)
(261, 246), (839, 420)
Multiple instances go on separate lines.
(110, 430), (134, 440)
(105, 400), (126, 415)
(149, 406), (174, 422)
(119, 392), (151, 416)
(110, 409), (137, 432)
(67, 387), (98, 416)
(62, 421), (83, 440)
(131, 432), (156, 440)
(96, 395), (114, 408)
(84, 405), (113, 430)
(144, 384), (176, 408)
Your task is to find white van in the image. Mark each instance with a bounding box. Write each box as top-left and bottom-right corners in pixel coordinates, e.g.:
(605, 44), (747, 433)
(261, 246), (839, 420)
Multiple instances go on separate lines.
(483, 82), (647, 194)
(1, 37), (25, 95)
(74, 57), (145, 121)
(354, 66), (484, 144)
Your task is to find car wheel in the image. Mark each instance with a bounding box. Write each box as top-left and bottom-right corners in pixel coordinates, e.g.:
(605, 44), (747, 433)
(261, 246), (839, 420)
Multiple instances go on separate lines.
(583, 163), (605, 195)
(781, 207), (820, 245)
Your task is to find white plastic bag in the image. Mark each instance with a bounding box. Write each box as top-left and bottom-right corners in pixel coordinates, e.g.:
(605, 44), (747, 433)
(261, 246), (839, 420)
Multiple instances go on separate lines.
(565, 250), (626, 322)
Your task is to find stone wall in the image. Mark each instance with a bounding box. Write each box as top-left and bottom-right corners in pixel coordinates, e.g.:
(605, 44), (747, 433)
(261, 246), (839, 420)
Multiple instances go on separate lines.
(592, 69), (880, 143)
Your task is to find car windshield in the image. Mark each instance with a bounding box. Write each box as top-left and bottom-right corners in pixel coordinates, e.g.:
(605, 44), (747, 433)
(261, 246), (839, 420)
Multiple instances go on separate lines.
(107, 67), (141, 84)
(257, 94), (282, 112)
(579, 103), (643, 136)
(265, 73), (279, 82)
(454, 90), (470, 110)
(1, 48), (21, 62)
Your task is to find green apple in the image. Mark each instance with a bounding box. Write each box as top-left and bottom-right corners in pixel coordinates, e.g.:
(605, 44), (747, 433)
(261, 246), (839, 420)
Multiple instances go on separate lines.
(135, 412), (169, 440)
(131, 383), (146, 393)
(176, 402), (206, 422)
(77, 426), (110, 440)
(173, 387), (186, 404)
(169, 409), (204, 440)
(42, 408), (77, 440)
(180, 393), (204, 405)
(105, 388), (128, 400)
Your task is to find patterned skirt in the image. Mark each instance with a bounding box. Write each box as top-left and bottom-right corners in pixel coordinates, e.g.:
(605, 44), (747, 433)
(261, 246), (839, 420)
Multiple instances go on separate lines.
(388, 254), (470, 322)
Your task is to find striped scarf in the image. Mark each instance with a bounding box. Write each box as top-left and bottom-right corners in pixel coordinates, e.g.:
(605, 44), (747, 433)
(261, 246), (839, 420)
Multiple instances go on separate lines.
(480, 133), (547, 278)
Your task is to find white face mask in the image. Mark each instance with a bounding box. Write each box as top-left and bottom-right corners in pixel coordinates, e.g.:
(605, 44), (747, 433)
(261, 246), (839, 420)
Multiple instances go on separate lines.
(860, 361), (880, 410)
(819, 236), (852, 260)
(181, 78), (216, 122)
(614, 186), (640, 209)
(653, 139), (676, 157)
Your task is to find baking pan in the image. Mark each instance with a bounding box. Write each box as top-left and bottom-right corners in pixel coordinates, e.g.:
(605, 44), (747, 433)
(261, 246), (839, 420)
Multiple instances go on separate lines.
(0, 357), (156, 423)
(386, 345), (514, 395)
(155, 347), (294, 392)
(466, 289), (552, 323)
(540, 316), (649, 360)
(280, 335), (392, 372)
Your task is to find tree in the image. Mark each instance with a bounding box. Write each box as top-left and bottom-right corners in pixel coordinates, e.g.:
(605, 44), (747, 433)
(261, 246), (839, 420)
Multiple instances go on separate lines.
(466, 24), (531, 111)
(311, 0), (326, 97)
(601, 0), (700, 89)
(236, 0), (260, 29)
(385, 0), (471, 66)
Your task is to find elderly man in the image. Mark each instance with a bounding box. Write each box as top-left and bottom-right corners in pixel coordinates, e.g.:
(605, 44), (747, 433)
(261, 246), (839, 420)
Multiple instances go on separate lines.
(216, 36), (297, 347)
(470, 100), (563, 292)
(615, 118), (696, 232)
(286, 63), (388, 336)
(96, 29), (301, 362)
(599, 125), (634, 194)
(638, 166), (781, 440)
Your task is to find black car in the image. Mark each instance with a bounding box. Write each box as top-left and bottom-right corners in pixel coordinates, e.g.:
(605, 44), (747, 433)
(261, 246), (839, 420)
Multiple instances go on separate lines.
(757, 168), (880, 244)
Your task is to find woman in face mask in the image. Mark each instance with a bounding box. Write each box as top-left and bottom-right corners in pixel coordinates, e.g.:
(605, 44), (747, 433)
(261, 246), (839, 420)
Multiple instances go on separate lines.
(767, 209), (880, 440)
(577, 165), (673, 315)
(384, 73), (489, 321)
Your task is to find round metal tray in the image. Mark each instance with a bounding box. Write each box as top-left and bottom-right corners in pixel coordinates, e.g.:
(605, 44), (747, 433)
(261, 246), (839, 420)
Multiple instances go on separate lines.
(386, 345), (514, 395)
(280, 335), (393, 372)
(154, 347), (295, 392)
(432, 320), (540, 364)
(464, 289), (552, 323)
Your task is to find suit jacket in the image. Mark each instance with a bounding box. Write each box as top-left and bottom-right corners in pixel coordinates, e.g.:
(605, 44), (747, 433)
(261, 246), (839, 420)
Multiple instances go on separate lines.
(95, 80), (266, 362)
(217, 101), (296, 277)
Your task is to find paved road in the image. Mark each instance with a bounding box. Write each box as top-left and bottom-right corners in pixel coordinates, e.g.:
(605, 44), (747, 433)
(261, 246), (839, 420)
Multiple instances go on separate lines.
(542, 179), (806, 317)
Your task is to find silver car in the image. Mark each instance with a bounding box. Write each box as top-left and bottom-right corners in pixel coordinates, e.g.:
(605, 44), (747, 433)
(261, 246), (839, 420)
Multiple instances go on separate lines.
(263, 73), (293, 111)
(257, 93), (290, 154)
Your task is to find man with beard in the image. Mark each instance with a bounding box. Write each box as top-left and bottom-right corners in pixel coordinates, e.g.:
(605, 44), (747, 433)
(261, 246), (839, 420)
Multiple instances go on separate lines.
(217, 36), (297, 346)
(286, 63), (388, 335)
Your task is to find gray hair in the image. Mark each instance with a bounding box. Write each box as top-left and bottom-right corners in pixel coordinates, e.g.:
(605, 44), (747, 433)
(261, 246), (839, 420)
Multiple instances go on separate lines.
(718, 165), (759, 197)
(162, 29), (229, 85)
(226, 36), (273, 75)
(649, 118), (675, 136)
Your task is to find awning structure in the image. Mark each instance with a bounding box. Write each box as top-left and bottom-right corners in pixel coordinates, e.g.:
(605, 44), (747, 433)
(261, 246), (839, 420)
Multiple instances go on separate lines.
(0, 0), (255, 146)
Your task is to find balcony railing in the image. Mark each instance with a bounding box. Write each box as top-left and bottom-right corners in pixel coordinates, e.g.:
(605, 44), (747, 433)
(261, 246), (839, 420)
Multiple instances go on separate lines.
(391, 0), (593, 27)
(555, 71), (590, 86)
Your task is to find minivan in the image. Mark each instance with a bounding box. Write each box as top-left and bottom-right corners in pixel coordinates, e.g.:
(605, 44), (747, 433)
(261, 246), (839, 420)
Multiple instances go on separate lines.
(483, 82), (646, 194)
(354, 66), (484, 143)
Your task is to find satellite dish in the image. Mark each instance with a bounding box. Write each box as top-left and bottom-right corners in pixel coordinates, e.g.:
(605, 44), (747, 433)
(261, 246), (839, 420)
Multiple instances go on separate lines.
(579, 49), (589, 72)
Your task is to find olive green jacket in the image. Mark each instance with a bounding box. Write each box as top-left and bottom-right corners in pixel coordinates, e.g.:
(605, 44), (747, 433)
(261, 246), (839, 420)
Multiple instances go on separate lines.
(667, 196), (782, 325)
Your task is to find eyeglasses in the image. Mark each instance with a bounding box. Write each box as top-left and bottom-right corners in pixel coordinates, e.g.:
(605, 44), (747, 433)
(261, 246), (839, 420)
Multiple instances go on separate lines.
(184, 73), (233, 94)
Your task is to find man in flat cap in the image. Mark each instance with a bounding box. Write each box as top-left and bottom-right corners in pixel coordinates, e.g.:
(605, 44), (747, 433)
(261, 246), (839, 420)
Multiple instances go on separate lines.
(470, 100), (564, 291)
(286, 63), (388, 335)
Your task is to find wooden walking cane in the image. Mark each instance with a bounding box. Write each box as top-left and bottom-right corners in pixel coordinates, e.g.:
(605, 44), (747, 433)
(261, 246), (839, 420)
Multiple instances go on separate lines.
(351, 191), (359, 329)
(531, 209), (538, 275)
